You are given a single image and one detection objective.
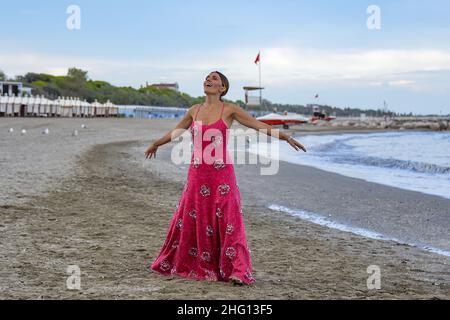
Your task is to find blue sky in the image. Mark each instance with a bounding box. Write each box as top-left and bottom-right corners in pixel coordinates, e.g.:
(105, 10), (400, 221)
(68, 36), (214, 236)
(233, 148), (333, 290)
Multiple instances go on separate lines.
(1, 0), (450, 114)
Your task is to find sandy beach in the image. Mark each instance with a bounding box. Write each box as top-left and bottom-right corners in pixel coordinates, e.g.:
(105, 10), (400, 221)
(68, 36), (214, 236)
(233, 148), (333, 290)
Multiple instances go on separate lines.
(1, 118), (449, 299)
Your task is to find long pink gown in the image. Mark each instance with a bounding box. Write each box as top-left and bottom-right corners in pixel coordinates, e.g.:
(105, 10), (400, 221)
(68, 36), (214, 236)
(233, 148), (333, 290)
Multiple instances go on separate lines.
(150, 102), (255, 284)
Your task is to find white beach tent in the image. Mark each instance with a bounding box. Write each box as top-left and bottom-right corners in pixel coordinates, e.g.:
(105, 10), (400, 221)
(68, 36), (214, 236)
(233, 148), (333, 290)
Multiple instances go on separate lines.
(81, 99), (90, 117)
(21, 95), (30, 115)
(73, 97), (79, 117)
(74, 97), (81, 117)
(72, 97), (78, 116)
(48, 98), (57, 116)
(63, 97), (73, 117)
(43, 96), (51, 115)
(40, 96), (49, 116)
(0, 94), (7, 114)
(59, 97), (67, 117)
(66, 97), (73, 117)
(26, 95), (36, 115)
(13, 95), (22, 115)
(6, 95), (14, 116)
(35, 95), (43, 116)
(92, 99), (103, 117)
(55, 97), (62, 116)
(68, 97), (74, 116)
(105, 100), (118, 117)
(70, 97), (77, 117)
(104, 100), (111, 117)
(89, 100), (96, 117)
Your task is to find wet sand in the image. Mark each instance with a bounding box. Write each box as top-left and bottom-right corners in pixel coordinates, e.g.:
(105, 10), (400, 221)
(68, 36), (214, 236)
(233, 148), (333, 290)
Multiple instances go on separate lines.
(1, 118), (449, 299)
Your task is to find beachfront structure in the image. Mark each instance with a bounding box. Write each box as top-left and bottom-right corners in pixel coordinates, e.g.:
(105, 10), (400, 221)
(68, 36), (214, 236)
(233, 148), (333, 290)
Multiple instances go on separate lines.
(243, 86), (265, 107)
(0, 81), (32, 97)
(0, 94), (119, 118)
(118, 105), (187, 119)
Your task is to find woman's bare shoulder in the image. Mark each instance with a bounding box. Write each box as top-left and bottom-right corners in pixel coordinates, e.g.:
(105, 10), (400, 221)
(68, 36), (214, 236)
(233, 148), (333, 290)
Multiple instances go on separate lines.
(225, 102), (241, 110)
(187, 104), (202, 117)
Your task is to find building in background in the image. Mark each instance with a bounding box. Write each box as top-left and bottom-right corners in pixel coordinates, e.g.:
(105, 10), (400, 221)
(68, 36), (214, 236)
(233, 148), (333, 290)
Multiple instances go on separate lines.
(0, 81), (32, 96)
(118, 105), (186, 119)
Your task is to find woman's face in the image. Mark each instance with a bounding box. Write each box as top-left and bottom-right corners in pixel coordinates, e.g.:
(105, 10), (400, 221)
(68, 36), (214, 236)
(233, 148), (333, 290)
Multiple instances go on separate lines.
(203, 72), (225, 96)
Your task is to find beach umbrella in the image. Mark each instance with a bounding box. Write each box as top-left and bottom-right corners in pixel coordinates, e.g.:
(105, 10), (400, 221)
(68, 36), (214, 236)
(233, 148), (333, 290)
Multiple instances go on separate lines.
(21, 129), (27, 135)
(8, 128), (14, 133)
(42, 128), (49, 135)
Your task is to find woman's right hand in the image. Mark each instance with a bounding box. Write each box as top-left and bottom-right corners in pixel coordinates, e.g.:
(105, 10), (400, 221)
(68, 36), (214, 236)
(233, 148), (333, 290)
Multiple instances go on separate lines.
(145, 143), (158, 159)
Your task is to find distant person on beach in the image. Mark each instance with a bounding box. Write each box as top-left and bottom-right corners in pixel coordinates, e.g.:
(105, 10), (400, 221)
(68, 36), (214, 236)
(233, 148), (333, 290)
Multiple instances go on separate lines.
(145, 71), (306, 285)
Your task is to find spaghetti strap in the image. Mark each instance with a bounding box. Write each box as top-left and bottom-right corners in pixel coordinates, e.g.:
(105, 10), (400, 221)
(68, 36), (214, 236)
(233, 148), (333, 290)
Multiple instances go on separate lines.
(193, 103), (203, 121)
(219, 102), (225, 119)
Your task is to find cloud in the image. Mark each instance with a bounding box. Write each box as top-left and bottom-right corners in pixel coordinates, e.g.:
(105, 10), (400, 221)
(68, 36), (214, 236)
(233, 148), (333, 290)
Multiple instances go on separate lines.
(1, 47), (450, 95)
(388, 80), (416, 87)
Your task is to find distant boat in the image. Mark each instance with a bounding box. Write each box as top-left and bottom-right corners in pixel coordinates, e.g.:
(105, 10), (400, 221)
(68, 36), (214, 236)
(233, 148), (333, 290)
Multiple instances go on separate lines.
(257, 111), (309, 129)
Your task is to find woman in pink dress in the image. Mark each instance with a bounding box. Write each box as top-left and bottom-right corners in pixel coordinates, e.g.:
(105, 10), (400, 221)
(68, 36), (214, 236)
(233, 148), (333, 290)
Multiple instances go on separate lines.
(145, 71), (306, 285)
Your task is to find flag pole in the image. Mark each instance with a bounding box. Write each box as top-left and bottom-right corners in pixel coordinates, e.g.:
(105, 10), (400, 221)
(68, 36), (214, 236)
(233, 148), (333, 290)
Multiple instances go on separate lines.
(259, 51), (262, 106)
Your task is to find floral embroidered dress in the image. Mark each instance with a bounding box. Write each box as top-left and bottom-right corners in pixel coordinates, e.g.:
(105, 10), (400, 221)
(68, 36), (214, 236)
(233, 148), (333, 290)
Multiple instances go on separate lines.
(150, 102), (255, 284)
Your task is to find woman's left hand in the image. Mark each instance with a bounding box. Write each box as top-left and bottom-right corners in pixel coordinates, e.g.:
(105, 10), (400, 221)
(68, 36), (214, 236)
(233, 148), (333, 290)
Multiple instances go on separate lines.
(287, 137), (307, 152)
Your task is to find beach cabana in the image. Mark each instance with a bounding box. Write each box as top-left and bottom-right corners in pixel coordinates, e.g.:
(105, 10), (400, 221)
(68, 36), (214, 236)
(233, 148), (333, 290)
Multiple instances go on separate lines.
(81, 99), (90, 117)
(0, 94), (7, 116)
(105, 100), (118, 117)
(21, 95), (30, 116)
(89, 100), (96, 117)
(92, 100), (103, 117)
(6, 95), (14, 116)
(48, 98), (57, 117)
(73, 98), (80, 117)
(12, 96), (22, 116)
(55, 97), (62, 117)
(39, 96), (49, 117)
(43, 96), (52, 116)
(26, 95), (36, 116)
(35, 95), (43, 116)
(62, 97), (69, 117)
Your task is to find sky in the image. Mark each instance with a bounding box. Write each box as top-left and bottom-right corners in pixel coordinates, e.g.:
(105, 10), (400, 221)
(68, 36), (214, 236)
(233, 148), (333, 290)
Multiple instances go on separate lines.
(1, 0), (450, 114)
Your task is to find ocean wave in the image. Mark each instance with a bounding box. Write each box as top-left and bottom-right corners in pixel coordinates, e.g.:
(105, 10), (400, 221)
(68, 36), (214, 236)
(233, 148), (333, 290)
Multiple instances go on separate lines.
(333, 155), (450, 175)
(269, 204), (450, 258)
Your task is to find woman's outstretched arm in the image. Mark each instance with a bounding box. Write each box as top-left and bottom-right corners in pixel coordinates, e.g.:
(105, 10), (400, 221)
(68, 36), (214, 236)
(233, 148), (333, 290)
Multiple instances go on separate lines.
(230, 103), (307, 152)
(145, 104), (199, 159)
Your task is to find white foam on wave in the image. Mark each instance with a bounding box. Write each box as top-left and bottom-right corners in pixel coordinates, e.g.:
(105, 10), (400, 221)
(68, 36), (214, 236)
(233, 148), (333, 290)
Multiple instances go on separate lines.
(269, 204), (450, 258)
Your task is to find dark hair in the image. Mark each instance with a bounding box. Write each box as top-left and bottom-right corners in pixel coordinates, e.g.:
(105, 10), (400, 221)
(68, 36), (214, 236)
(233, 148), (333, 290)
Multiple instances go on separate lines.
(213, 71), (229, 101)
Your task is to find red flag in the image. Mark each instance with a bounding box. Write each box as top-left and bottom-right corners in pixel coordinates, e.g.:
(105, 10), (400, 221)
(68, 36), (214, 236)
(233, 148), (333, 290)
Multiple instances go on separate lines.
(254, 52), (260, 64)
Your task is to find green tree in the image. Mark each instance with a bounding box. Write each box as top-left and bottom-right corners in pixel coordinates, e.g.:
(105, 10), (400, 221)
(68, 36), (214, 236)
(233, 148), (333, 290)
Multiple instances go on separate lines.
(0, 69), (6, 81)
(67, 68), (88, 82)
